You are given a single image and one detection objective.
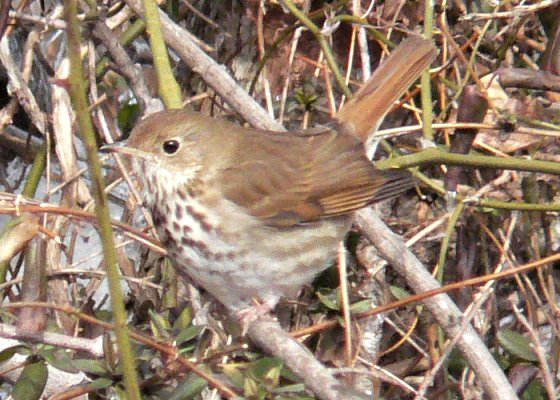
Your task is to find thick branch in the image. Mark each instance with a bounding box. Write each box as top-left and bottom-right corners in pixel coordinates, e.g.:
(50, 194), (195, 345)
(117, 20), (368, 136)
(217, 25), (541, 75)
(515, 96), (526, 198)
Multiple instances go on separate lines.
(354, 209), (519, 400)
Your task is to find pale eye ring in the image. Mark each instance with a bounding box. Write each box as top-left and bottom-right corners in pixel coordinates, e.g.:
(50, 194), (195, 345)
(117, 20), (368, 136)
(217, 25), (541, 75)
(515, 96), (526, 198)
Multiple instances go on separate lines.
(163, 139), (180, 155)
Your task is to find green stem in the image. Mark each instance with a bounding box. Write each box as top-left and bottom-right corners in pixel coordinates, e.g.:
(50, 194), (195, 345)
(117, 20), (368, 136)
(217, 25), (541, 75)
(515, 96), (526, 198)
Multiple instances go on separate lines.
(0, 143), (47, 285)
(141, 0), (182, 108)
(385, 148), (560, 212)
(376, 147), (560, 175)
(437, 203), (465, 283)
(21, 144), (47, 198)
(421, 0), (435, 140)
(63, 1), (141, 398)
(475, 200), (560, 212)
(509, 112), (560, 132)
(96, 19), (146, 78)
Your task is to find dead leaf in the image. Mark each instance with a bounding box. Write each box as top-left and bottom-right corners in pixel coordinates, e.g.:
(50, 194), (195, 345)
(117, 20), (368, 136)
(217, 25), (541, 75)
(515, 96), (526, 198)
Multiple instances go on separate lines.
(0, 214), (40, 265)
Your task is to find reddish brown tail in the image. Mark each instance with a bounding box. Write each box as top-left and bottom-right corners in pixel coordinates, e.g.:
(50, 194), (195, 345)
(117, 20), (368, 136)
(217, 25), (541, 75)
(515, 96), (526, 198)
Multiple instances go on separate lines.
(336, 36), (437, 142)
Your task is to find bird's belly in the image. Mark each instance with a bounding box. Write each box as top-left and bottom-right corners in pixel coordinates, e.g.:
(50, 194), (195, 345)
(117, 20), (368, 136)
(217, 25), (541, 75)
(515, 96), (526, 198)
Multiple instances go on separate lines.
(152, 196), (351, 312)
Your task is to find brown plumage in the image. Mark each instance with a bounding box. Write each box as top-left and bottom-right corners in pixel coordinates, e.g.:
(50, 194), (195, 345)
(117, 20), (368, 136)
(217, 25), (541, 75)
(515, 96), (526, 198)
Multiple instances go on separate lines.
(102, 36), (437, 322)
(336, 36), (437, 140)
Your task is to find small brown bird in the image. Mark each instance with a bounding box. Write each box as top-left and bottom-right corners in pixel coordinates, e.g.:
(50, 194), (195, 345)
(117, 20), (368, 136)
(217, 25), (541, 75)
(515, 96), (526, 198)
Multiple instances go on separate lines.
(103, 36), (437, 324)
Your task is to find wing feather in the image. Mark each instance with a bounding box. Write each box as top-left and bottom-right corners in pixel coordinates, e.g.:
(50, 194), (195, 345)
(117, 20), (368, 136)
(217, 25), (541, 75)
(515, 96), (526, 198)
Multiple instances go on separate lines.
(218, 127), (411, 228)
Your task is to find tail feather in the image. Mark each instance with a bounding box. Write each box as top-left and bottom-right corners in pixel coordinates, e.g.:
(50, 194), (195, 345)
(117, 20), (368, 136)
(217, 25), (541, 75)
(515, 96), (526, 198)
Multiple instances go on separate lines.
(336, 36), (438, 142)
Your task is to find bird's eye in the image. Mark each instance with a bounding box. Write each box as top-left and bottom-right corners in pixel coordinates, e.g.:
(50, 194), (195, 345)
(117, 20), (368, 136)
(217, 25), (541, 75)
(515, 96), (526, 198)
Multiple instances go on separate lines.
(162, 140), (180, 155)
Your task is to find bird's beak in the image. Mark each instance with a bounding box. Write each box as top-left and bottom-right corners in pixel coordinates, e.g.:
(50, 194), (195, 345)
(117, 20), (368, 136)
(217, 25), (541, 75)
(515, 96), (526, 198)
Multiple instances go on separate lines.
(100, 142), (150, 160)
(100, 141), (126, 154)
(99, 142), (126, 153)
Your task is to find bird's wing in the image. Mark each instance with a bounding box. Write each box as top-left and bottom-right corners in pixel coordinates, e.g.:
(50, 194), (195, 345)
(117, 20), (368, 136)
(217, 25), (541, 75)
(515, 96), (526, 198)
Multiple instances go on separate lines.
(217, 127), (411, 228)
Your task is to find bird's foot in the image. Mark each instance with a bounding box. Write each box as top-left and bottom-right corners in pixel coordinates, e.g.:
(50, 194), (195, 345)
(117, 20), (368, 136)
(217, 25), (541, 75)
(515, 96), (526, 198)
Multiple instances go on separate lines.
(236, 300), (275, 335)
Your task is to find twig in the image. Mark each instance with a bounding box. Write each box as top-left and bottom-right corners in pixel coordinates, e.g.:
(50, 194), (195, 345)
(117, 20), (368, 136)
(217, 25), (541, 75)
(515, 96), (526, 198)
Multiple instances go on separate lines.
(52, 58), (92, 206)
(255, 1), (274, 117)
(511, 303), (557, 400)
(0, 0), (10, 39)
(63, 1), (141, 397)
(180, 0), (225, 33)
(0, 32), (48, 285)
(460, 0), (560, 21)
(416, 212), (517, 398)
(248, 315), (358, 400)
(351, 0), (371, 80)
(8, 10), (67, 29)
(496, 67), (560, 92)
(0, 322), (104, 357)
(0, 36), (47, 134)
(279, 0), (351, 97)
(337, 242), (352, 372)
(414, 277), (494, 399)
(49, 267), (162, 291)
(6, 300), (241, 397)
(278, 26), (303, 124)
(0, 194), (165, 255)
(375, 121), (560, 138)
(91, 20), (162, 114)
(124, 0), (285, 131)
(354, 209), (519, 400)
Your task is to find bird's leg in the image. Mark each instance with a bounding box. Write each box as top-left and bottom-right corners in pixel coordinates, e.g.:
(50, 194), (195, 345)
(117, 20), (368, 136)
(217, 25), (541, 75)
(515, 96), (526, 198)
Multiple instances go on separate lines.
(236, 297), (278, 335)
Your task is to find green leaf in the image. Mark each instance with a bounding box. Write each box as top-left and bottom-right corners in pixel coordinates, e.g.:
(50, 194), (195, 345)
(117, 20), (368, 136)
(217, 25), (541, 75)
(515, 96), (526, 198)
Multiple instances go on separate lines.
(221, 363), (245, 388)
(168, 373), (208, 400)
(41, 350), (78, 374)
(294, 87), (318, 107)
(243, 376), (261, 399)
(295, 89), (306, 105)
(12, 361), (48, 400)
(389, 285), (410, 300)
(249, 357), (283, 387)
(448, 348), (468, 372)
(316, 288), (340, 311)
(162, 259), (178, 309)
(94, 310), (113, 323)
(175, 325), (204, 346)
(150, 309), (172, 338)
(90, 377), (114, 389)
(498, 329), (537, 362)
(350, 299), (372, 313)
(271, 383), (307, 394)
(117, 102), (140, 134)
(69, 359), (108, 375)
(0, 346), (25, 363)
(172, 306), (194, 333)
(522, 379), (546, 400)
